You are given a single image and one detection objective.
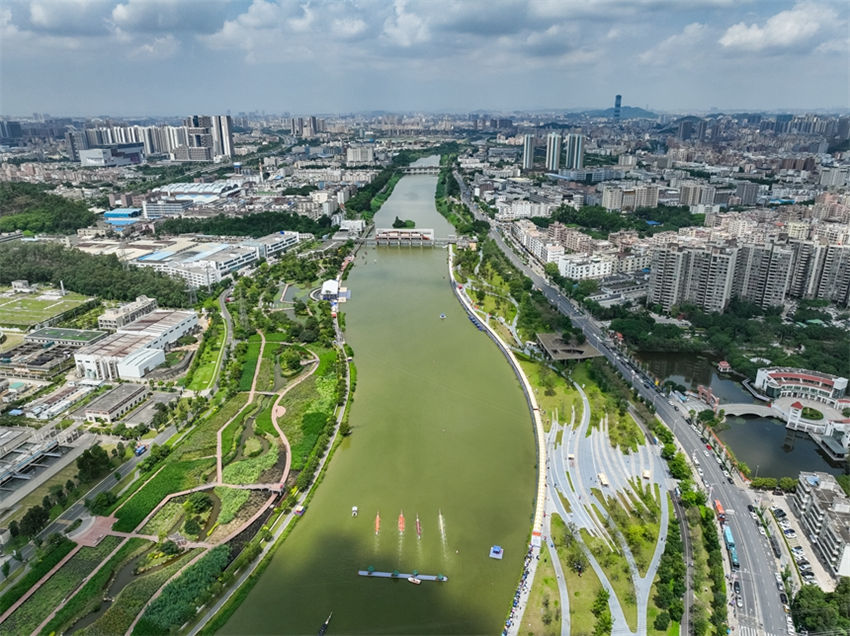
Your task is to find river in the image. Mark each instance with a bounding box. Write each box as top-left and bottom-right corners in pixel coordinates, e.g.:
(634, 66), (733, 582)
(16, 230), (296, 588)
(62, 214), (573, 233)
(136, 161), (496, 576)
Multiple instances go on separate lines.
(637, 352), (843, 478)
(222, 158), (536, 634)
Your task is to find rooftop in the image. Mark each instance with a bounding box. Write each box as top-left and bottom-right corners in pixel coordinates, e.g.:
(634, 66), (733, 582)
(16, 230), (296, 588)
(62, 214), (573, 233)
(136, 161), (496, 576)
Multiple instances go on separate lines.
(27, 327), (107, 344)
(84, 383), (147, 414)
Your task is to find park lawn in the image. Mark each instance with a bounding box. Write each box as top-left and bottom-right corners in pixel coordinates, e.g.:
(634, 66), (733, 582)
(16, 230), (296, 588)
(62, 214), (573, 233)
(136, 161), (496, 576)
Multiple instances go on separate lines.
(0, 290), (90, 327)
(186, 322), (225, 392)
(580, 528), (638, 632)
(173, 393), (249, 462)
(572, 362), (608, 425)
(521, 545), (560, 635)
(491, 319), (520, 347)
(598, 483), (662, 578)
(113, 459), (214, 532)
(477, 290), (517, 324)
(550, 514), (605, 635)
(238, 334), (263, 391)
(519, 359), (580, 431)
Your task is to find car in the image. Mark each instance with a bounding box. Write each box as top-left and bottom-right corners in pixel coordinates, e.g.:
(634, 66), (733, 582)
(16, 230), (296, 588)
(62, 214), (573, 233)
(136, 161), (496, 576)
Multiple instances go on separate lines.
(667, 399), (674, 406)
(777, 581), (785, 591)
(750, 511), (758, 520)
(759, 526), (767, 536)
(704, 450), (710, 457)
(747, 504), (756, 513)
(775, 572), (783, 583)
(705, 443), (712, 450)
(784, 529), (797, 538)
(733, 581), (741, 594)
(792, 547), (805, 555)
(736, 595), (743, 608)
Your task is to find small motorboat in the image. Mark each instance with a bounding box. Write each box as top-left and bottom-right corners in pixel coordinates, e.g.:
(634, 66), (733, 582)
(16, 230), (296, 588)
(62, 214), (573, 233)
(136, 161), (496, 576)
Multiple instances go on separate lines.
(440, 313), (446, 319)
(407, 576), (422, 585)
(375, 511), (381, 535)
(398, 511), (405, 534)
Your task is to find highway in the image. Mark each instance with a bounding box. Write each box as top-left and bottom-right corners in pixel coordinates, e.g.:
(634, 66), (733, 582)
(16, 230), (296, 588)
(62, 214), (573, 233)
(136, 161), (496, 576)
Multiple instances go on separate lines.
(457, 176), (790, 635)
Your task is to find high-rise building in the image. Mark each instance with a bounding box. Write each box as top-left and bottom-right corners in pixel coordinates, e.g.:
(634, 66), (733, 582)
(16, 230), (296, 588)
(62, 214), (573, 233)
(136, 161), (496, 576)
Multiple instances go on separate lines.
(679, 181), (716, 207)
(211, 115), (234, 158)
(614, 95), (622, 121)
(565, 134), (584, 170)
(522, 134), (534, 171)
(649, 243), (737, 313)
(733, 242), (793, 309)
(545, 132), (561, 172)
(735, 181), (760, 206)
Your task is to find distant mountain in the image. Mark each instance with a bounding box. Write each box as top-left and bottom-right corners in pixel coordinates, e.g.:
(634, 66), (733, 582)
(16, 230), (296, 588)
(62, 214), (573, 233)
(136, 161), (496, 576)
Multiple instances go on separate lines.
(581, 106), (658, 119)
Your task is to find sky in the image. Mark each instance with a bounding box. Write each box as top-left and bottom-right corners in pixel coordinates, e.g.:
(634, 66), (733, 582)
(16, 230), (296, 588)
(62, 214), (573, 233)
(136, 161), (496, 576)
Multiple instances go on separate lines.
(1, 0), (848, 117)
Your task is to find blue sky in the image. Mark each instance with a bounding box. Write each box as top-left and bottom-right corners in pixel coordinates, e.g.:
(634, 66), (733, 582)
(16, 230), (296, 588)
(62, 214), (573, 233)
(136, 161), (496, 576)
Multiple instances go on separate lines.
(1, 0), (847, 116)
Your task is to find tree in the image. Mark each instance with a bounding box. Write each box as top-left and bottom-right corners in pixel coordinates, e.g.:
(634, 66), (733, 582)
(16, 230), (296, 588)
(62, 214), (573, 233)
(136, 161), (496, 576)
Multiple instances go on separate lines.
(544, 262), (560, 279)
(779, 477), (797, 492)
(186, 492), (213, 514)
(20, 505), (49, 537)
(87, 491), (117, 515)
(184, 517), (202, 537)
(8, 520), (19, 538)
(654, 612), (670, 631)
(76, 444), (112, 482)
(281, 347), (302, 372)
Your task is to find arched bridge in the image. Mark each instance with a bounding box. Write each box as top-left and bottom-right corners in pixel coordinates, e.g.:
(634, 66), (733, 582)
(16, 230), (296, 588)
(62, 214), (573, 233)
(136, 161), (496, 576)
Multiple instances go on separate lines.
(722, 403), (778, 418)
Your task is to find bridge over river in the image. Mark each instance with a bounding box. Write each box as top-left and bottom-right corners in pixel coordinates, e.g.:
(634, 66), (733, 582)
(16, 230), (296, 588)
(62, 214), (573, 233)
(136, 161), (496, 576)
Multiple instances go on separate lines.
(361, 227), (458, 247)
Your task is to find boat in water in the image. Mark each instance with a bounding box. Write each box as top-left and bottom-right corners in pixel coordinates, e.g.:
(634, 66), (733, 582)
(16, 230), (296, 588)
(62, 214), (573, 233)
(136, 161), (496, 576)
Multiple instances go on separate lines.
(407, 576), (421, 585)
(416, 514), (422, 539)
(318, 611), (333, 635)
(375, 511), (380, 535)
(398, 511), (405, 534)
(440, 313), (446, 319)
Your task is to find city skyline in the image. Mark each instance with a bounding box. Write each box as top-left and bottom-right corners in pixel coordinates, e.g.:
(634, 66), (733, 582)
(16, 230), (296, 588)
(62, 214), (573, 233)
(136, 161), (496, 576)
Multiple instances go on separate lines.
(1, 0), (848, 116)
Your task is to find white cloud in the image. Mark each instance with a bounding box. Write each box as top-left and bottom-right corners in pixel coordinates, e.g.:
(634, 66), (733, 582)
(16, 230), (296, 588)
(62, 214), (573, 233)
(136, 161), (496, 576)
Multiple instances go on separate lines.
(331, 17), (367, 39)
(639, 22), (708, 65)
(382, 0), (429, 47)
(129, 33), (179, 59)
(719, 2), (837, 52)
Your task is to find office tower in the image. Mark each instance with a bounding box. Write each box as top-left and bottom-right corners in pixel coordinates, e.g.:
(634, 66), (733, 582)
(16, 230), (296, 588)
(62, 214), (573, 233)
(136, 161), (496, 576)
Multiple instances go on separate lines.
(291, 117), (304, 137)
(545, 132), (561, 171)
(614, 95), (622, 121)
(565, 134), (584, 170)
(522, 134), (534, 170)
(735, 181), (760, 206)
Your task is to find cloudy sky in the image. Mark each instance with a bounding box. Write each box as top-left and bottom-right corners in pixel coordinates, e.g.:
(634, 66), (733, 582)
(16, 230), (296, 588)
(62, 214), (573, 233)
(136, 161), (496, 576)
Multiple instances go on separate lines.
(1, 0), (848, 117)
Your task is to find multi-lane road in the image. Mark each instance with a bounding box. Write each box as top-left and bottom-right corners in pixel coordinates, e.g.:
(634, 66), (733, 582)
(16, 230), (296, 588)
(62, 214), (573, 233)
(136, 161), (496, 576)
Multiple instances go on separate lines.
(457, 177), (790, 635)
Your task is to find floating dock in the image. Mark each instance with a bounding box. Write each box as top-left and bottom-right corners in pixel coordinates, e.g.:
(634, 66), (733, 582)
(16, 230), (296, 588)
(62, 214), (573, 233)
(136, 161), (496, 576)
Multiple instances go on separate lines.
(358, 570), (448, 582)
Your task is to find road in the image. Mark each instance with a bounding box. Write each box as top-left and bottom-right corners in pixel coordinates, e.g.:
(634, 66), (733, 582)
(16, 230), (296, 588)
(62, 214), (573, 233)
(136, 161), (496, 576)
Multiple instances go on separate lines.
(457, 175), (790, 636)
(1, 425), (176, 582)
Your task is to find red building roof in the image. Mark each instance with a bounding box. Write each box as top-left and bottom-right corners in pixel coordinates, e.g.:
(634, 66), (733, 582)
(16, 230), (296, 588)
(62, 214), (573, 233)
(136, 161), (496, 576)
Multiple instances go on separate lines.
(790, 401), (804, 409)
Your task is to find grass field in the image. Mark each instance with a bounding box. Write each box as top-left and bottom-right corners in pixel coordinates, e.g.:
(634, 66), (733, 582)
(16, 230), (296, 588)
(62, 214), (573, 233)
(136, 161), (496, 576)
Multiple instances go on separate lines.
(0, 331), (24, 353)
(0, 288), (90, 327)
(238, 334), (262, 391)
(518, 358), (581, 432)
(186, 319), (226, 392)
(521, 546), (560, 635)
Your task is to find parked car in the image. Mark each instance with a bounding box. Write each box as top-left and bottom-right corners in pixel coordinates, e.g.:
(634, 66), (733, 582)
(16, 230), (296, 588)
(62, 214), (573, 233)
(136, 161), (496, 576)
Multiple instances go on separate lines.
(734, 581), (741, 594)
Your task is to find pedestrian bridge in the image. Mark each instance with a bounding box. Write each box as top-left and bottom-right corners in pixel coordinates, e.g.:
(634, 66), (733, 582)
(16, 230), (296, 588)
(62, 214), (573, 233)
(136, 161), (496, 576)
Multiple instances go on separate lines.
(401, 165), (440, 175)
(722, 403), (778, 418)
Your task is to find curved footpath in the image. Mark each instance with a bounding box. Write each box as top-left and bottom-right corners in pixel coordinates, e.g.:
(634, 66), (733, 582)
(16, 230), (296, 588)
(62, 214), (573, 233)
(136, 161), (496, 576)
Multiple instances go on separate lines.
(446, 246), (546, 635)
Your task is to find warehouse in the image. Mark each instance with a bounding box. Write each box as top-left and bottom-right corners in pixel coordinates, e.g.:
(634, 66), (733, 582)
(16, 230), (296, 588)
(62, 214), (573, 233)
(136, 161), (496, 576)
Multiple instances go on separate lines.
(84, 384), (148, 424)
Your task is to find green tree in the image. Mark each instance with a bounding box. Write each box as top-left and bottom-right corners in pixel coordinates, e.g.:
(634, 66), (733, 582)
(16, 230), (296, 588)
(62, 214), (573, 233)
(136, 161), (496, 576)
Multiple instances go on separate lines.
(76, 444), (112, 482)
(20, 505), (49, 537)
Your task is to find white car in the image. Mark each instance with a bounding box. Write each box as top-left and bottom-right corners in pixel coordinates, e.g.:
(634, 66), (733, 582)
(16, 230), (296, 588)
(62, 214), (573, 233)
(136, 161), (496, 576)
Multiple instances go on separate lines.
(759, 526), (767, 536)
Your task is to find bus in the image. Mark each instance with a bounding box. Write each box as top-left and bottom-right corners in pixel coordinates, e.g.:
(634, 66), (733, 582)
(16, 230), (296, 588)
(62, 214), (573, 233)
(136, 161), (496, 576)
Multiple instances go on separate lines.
(729, 545), (740, 569)
(714, 499), (726, 522)
(723, 526), (735, 550)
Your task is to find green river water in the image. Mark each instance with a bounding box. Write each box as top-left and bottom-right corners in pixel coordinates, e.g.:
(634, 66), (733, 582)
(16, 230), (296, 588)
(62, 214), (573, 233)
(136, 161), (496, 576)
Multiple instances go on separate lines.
(222, 162), (536, 634)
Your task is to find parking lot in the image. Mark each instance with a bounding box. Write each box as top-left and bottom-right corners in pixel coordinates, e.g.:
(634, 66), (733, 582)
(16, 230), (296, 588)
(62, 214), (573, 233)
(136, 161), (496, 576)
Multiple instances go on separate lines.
(762, 493), (837, 593)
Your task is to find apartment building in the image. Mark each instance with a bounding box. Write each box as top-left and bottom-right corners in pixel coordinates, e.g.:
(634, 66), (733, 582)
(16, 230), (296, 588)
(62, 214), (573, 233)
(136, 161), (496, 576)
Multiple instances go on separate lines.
(791, 472), (850, 578)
